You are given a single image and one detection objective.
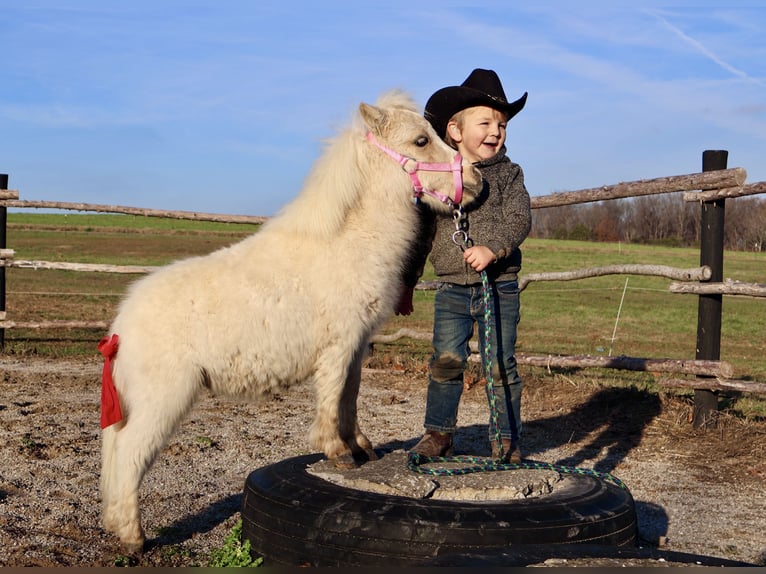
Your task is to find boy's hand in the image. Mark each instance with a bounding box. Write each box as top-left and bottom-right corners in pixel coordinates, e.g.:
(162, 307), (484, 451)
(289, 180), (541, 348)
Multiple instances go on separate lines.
(395, 285), (415, 316)
(463, 245), (497, 272)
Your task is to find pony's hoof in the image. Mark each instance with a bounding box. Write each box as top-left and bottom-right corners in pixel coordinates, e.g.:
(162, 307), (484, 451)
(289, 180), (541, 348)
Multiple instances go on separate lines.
(362, 448), (379, 462)
(331, 453), (359, 470)
(120, 539), (145, 556)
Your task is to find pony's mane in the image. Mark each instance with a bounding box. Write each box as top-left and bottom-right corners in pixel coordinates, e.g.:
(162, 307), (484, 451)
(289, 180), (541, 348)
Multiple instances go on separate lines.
(264, 90), (420, 238)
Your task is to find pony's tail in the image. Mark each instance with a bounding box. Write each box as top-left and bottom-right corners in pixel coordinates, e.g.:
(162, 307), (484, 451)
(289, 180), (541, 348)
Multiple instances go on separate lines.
(100, 423), (119, 524)
(99, 331), (122, 526)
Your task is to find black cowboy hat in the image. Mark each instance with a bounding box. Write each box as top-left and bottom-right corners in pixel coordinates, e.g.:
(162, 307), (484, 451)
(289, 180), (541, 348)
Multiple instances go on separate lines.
(424, 68), (528, 138)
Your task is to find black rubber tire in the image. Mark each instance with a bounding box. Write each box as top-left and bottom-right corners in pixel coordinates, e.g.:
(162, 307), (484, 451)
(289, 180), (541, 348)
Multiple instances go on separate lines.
(241, 453), (637, 567)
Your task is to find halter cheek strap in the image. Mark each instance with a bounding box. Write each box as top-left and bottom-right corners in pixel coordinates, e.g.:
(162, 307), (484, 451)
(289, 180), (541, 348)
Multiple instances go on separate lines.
(366, 132), (464, 206)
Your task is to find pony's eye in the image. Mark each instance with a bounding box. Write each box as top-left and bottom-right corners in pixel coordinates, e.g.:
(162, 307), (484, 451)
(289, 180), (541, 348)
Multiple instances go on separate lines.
(415, 136), (429, 147)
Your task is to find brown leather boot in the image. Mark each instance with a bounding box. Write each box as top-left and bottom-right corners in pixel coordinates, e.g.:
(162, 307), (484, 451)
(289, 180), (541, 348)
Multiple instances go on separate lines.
(492, 438), (522, 464)
(410, 430), (454, 457)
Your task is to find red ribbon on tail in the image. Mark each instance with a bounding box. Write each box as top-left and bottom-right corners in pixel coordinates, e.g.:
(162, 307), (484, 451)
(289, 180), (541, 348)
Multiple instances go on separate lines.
(98, 334), (123, 429)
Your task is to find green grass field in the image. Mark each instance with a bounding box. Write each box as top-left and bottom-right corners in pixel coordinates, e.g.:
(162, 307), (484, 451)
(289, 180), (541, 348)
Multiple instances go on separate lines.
(3, 213), (765, 385)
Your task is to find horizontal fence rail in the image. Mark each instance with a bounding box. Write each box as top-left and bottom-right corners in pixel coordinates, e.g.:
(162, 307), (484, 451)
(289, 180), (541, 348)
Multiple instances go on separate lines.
(0, 194), (268, 224)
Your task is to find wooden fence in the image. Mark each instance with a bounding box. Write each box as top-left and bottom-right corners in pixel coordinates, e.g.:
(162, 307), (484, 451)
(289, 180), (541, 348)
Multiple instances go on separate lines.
(1, 150), (765, 426)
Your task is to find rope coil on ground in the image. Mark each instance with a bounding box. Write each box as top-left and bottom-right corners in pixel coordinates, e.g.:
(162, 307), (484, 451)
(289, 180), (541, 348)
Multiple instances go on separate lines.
(406, 451), (629, 491)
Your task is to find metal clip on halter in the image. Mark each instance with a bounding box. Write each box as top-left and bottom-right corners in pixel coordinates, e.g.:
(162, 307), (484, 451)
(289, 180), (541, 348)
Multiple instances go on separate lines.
(451, 205), (472, 251)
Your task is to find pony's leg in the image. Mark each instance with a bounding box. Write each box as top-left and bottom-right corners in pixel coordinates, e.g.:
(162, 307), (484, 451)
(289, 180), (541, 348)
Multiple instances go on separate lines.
(102, 417), (156, 553)
(101, 366), (201, 553)
(100, 422), (146, 554)
(337, 342), (378, 463)
(310, 344), (360, 466)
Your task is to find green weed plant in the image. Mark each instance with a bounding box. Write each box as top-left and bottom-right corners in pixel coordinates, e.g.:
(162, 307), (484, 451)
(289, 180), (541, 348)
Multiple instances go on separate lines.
(207, 519), (262, 568)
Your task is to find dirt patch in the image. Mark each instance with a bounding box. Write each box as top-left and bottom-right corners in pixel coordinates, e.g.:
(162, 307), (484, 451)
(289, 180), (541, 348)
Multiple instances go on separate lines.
(0, 355), (764, 567)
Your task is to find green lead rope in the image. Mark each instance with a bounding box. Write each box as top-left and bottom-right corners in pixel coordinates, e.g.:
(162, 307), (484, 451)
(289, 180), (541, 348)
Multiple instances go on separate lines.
(480, 268), (505, 461)
(407, 263), (629, 493)
(406, 451), (629, 491)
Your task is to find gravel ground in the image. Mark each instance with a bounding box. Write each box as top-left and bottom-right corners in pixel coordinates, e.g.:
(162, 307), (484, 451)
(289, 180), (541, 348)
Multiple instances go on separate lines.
(0, 355), (764, 567)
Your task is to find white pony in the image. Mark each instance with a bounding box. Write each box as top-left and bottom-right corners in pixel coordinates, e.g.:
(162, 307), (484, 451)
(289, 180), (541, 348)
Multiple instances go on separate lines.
(99, 91), (482, 552)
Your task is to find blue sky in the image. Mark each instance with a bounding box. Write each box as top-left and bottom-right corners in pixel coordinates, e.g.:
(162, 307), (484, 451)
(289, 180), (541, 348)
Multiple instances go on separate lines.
(2, 1), (765, 216)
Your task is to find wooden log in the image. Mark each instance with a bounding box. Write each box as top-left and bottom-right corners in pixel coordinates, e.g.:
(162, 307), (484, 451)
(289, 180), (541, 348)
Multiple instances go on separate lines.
(530, 168), (747, 209)
(518, 264), (711, 291)
(669, 279), (766, 297)
(8, 259), (156, 274)
(0, 199), (268, 225)
(513, 353), (735, 378)
(4, 171), (751, 218)
(683, 180), (766, 202)
(0, 319), (109, 330)
(370, 330), (735, 378)
(414, 280), (439, 291)
(683, 186), (741, 202)
(419, 265), (711, 292)
(370, 328), (432, 343)
(658, 377), (766, 394)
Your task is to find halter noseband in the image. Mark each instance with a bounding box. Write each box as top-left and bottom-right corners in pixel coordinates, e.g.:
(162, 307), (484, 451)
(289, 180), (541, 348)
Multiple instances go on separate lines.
(366, 131), (464, 206)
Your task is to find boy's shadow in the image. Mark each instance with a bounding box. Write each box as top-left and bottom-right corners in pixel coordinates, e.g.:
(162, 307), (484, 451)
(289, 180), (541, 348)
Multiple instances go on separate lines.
(392, 385), (661, 476)
(523, 384), (662, 475)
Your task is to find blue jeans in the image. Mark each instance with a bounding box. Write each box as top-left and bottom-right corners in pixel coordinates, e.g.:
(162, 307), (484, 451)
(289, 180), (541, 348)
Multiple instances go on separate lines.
(425, 280), (523, 444)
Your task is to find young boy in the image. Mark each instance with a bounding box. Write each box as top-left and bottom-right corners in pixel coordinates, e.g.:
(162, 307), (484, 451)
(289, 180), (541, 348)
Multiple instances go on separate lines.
(403, 68), (531, 463)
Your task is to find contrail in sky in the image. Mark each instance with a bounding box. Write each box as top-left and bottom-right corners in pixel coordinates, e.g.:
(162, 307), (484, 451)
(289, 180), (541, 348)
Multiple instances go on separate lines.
(648, 9), (765, 87)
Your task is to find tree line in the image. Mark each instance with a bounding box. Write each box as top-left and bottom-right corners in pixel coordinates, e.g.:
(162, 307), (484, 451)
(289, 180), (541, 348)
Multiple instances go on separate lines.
(530, 193), (766, 252)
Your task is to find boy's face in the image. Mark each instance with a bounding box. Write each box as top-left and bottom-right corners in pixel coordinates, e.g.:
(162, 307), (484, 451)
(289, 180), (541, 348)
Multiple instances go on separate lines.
(447, 106), (507, 163)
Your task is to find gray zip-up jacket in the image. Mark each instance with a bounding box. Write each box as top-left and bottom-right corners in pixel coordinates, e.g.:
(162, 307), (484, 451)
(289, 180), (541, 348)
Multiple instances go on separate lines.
(403, 147), (531, 287)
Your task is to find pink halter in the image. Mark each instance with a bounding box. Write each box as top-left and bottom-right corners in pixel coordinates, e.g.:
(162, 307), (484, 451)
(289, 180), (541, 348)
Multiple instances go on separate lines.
(366, 131), (464, 206)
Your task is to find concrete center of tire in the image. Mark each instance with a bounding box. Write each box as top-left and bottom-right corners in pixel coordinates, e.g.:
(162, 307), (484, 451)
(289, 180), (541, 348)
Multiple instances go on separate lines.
(307, 450), (561, 501)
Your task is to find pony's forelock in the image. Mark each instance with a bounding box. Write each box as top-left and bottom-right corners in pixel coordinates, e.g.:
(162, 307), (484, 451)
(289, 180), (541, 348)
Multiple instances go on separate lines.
(373, 89), (419, 114)
(347, 90), (420, 136)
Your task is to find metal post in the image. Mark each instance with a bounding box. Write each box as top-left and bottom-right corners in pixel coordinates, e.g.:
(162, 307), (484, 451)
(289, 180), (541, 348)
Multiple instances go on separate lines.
(693, 151), (726, 428)
(0, 173), (7, 351)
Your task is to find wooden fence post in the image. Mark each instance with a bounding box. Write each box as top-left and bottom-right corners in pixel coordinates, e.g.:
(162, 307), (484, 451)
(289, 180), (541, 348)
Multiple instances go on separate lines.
(693, 151), (727, 427)
(0, 173), (7, 351)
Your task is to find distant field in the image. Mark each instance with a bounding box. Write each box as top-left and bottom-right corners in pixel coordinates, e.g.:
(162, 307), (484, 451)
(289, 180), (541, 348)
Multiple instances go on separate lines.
(3, 213), (765, 383)
(6, 212), (257, 233)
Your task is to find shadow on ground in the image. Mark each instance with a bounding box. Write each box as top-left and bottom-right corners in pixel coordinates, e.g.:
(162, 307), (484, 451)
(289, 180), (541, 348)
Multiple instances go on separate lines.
(384, 385), (662, 474)
(144, 493), (242, 551)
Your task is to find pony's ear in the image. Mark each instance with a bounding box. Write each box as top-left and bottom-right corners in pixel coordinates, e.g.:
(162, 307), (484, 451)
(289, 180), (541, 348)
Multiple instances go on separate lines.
(359, 102), (390, 136)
